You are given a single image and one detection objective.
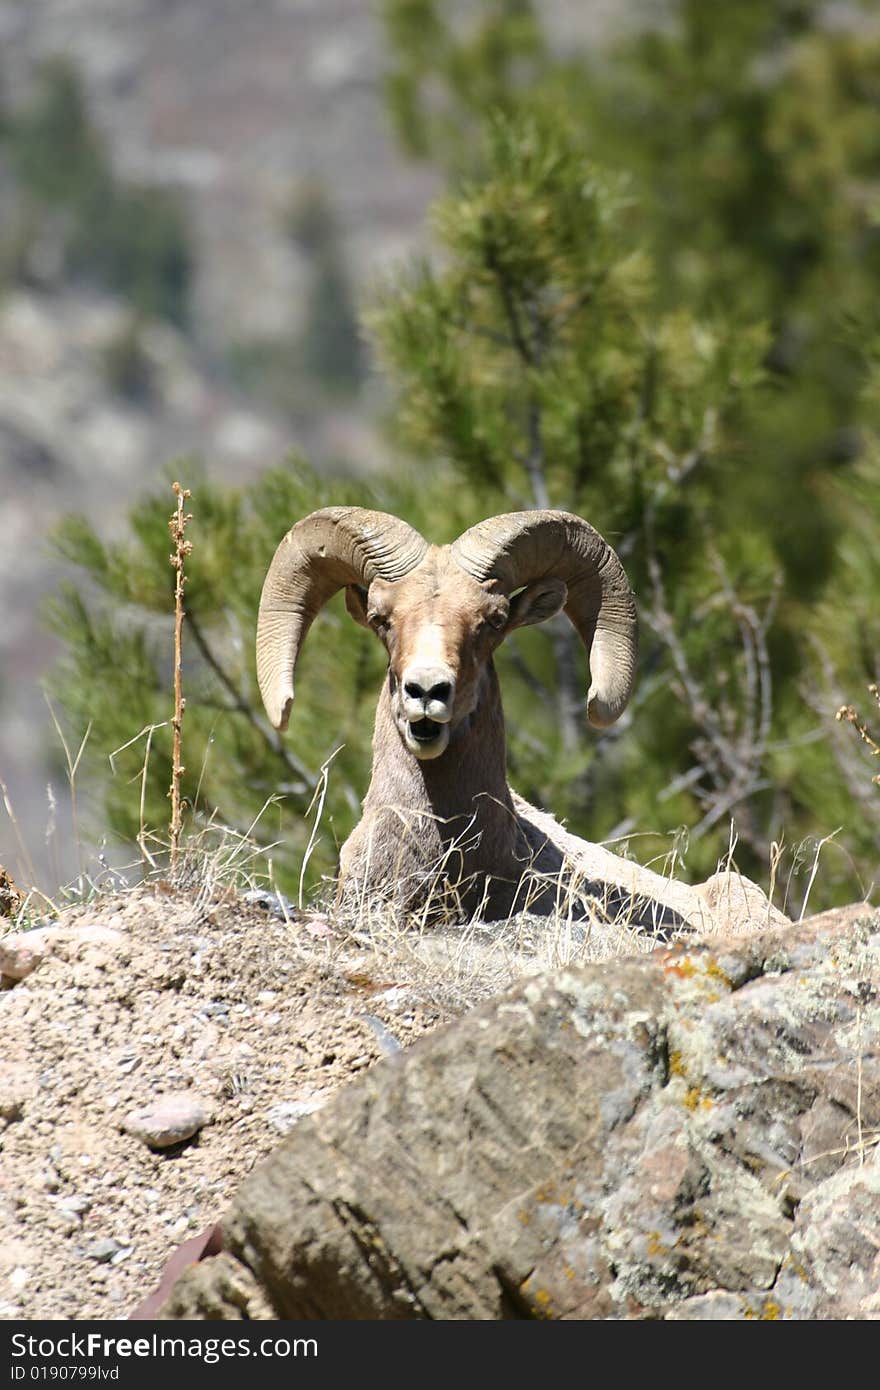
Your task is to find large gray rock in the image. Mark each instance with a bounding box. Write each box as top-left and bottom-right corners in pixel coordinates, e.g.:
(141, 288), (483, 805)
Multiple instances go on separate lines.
(161, 904), (880, 1320)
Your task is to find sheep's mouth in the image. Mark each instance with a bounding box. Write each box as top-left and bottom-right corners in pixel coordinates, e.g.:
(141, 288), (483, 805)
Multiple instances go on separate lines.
(409, 717), (443, 744)
(403, 715), (450, 760)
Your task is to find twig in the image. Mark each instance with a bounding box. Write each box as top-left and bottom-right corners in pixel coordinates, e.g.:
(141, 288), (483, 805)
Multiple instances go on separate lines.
(836, 684), (880, 785)
(805, 645), (880, 821)
(168, 482), (193, 871)
(644, 531), (777, 853)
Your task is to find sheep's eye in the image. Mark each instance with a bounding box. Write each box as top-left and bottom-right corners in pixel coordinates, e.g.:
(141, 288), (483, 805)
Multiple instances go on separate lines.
(368, 611), (391, 634)
(485, 604), (509, 632)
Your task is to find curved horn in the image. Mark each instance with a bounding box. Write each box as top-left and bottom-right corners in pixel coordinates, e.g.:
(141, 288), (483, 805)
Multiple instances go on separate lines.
(450, 510), (637, 728)
(257, 507), (428, 731)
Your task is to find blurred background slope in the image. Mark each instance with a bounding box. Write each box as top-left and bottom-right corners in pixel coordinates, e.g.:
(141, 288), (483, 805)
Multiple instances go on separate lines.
(0, 0), (441, 884)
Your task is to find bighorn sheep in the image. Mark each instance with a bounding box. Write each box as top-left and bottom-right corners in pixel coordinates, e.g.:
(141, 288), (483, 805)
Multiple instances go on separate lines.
(257, 507), (785, 935)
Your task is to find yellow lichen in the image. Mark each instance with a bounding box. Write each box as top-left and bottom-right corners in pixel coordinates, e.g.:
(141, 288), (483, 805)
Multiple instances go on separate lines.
(665, 956), (698, 979)
(646, 1231), (667, 1257)
(683, 1086), (715, 1112)
(706, 958), (734, 989)
(521, 1285), (554, 1318)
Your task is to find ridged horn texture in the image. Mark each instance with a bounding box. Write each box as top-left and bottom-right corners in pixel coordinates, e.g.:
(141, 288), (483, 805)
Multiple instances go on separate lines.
(450, 510), (638, 728)
(257, 507), (429, 731)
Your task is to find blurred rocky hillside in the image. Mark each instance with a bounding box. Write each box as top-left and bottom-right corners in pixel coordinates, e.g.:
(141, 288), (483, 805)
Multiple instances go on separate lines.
(0, 0), (443, 885)
(0, 0), (623, 889)
(0, 0), (441, 343)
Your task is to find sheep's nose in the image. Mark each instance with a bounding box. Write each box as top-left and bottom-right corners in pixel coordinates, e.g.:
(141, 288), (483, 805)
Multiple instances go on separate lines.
(404, 678), (451, 703)
(401, 666), (454, 721)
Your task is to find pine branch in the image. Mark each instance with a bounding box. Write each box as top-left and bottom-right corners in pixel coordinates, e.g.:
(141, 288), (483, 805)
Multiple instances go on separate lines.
(485, 241), (534, 367)
(184, 605), (316, 794)
(448, 314), (515, 350)
(645, 534), (777, 854)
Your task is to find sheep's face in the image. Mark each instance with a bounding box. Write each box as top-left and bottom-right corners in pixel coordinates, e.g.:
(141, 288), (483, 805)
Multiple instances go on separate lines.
(346, 549), (567, 761)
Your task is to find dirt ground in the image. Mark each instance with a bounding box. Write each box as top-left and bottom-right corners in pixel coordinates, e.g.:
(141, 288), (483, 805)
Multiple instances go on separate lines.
(1, 885), (506, 1322)
(1, 854), (685, 1325)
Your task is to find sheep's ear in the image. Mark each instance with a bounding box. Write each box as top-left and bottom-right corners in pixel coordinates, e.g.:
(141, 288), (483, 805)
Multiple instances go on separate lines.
(344, 584), (371, 629)
(506, 577), (567, 632)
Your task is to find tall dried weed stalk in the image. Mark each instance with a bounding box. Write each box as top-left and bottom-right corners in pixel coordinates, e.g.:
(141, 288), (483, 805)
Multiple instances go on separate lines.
(836, 684), (880, 789)
(169, 481), (193, 870)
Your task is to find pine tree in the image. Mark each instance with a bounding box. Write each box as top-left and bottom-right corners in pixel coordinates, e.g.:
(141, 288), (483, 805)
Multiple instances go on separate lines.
(378, 0), (880, 899)
(367, 108), (781, 881)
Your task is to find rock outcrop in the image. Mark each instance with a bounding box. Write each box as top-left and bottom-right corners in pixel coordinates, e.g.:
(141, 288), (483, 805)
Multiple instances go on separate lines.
(160, 904), (880, 1320)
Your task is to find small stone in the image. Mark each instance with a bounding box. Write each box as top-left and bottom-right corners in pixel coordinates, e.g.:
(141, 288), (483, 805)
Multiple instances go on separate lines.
(0, 928), (54, 981)
(122, 1091), (209, 1149)
(58, 1195), (92, 1216)
(241, 887), (295, 920)
(266, 1096), (327, 1134)
(86, 1238), (121, 1264)
(301, 912), (335, 939)
(666, 1291), (756, 1319)
(0, 866), (24, 916)
(0, 924), (127, 982)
